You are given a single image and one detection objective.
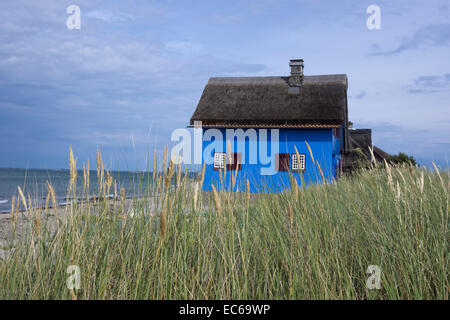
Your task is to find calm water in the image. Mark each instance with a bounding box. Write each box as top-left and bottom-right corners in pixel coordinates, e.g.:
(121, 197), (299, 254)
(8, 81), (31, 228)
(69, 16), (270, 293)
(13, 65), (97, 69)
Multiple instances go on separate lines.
(0, 168), (159, 213)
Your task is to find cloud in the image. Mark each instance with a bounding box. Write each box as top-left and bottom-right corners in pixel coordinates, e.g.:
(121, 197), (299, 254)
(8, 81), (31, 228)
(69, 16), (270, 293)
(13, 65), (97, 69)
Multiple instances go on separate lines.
(370, 24), (450, 55)
(348, 91), (366, 100)
(415, 75), (441, 83)
(353, 91), (366, 99)
(407, 74), (450, 93)
(0, 0), (272, 168)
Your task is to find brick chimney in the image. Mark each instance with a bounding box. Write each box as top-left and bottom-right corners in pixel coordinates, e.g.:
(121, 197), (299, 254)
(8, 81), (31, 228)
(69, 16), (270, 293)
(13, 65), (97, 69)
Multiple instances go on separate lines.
(288, 59), (304, 94)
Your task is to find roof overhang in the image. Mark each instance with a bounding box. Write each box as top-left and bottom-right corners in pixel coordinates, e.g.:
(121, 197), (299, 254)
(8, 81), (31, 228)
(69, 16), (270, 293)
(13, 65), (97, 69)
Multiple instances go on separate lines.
(187, 123), (341, 128)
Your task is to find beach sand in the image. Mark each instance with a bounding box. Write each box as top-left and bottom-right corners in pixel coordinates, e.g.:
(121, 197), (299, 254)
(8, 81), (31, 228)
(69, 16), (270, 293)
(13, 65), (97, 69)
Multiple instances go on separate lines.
(0, 197), (153, 260)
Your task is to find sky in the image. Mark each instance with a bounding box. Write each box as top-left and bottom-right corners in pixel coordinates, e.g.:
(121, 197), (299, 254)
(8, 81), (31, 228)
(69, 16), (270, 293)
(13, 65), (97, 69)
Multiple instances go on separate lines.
(0, 0), (449, 170)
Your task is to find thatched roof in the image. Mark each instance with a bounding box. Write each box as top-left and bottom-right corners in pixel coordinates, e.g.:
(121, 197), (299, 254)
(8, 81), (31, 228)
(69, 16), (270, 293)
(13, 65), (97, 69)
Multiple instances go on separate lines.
(373, 146), (390, 161)
(347, 129), (390, 161)
(348, 129), (372, 156)
(190, 75), (348, 126)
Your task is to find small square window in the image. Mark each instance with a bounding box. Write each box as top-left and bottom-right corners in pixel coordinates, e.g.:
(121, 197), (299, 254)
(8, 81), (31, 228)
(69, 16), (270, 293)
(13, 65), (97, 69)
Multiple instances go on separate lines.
(213, 152), (226, 170)
(292, 153), (305, 171)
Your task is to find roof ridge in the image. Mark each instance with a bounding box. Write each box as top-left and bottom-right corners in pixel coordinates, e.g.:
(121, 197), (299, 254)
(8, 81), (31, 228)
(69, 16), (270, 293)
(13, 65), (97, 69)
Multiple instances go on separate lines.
(207, 74), (347, 86)
(209, 74), (347, 79)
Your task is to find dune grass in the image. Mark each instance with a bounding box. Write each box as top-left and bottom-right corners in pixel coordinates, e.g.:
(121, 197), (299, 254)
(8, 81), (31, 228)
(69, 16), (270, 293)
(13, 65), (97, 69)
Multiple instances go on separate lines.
(0, 149), (448, 299)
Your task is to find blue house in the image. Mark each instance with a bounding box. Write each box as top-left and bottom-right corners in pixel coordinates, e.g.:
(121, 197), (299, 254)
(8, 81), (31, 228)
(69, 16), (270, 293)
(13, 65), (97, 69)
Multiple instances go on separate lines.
(189, 59), (352, 193)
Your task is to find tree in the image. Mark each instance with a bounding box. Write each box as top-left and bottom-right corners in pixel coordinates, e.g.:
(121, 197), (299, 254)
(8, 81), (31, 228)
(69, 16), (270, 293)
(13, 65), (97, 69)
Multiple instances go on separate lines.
(387, 152), (417, 167)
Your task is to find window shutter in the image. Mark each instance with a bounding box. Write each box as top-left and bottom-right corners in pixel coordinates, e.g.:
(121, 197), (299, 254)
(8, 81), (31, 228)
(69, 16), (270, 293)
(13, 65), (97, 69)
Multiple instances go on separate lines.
(276, 153), (290, 171)
(226, 152), (242, 170)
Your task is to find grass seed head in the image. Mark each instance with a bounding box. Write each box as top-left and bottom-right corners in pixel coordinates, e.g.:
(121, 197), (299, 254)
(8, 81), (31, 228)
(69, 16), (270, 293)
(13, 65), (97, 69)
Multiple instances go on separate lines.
(69, 146), (78, 192)
(211, 184), (222, 215)
(304, 140), (315, 164)
(162, 146), (168, 170)
(11, 195), (15, 218)
(46, 181), (58, 210)
(17, 186), (28, 213)
(200, 162), (206, 185)
(120, 187), (126, 202)
(153, 150), (157, 181)
(193, 182), (198, 211)
(288, 204), (293, 230)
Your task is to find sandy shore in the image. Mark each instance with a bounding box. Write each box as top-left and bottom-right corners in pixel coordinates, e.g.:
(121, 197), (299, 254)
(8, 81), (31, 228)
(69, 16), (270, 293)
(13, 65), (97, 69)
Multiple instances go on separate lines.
(0, 197), (151, 260)
(0, 184), (215, 260)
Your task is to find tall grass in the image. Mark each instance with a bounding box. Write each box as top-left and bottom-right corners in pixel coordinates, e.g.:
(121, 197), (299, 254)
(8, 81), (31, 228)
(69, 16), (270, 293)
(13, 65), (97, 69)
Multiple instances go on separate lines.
(0, 149), (448, 299)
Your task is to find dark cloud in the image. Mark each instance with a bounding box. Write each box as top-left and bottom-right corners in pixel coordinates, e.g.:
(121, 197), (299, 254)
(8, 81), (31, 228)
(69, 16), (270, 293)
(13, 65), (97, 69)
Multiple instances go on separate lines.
(0, 0), (268, 169)
(415, 76), (441, 83)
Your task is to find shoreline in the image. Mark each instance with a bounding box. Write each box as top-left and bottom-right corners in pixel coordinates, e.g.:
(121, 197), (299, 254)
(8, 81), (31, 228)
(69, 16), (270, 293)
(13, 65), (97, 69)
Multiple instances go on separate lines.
(0, 195), (141, 215)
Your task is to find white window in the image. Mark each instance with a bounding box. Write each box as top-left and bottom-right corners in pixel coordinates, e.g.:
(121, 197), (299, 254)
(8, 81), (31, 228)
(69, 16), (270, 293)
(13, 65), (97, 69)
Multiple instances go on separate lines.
(291, 153), (305, 171)
(213, 152), (226, 169)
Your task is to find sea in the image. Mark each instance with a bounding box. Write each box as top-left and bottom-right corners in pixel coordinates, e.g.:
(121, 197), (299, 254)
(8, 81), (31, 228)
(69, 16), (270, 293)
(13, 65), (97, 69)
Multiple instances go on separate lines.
(0, 168), (174, 213)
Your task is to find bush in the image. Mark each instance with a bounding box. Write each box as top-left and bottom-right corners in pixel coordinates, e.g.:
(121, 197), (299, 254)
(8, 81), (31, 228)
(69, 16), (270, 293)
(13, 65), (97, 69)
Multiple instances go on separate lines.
(387, 152), (417, 167)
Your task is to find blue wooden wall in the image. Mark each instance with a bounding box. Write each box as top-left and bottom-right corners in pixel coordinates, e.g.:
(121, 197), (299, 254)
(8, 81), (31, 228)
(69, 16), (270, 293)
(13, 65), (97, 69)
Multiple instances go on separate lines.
(201, 128), (342, 193)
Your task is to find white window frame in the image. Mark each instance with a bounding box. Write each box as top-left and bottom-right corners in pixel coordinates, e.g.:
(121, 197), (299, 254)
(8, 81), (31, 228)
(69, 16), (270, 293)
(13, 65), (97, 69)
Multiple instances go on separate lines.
(213, 152), (226, 169)
(291, 153), (305, 171)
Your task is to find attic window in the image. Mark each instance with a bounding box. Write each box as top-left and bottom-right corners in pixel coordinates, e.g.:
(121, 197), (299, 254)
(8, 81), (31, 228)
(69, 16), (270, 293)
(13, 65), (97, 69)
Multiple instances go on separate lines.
(213, 152), (226, 170)
(288, 86), (301, 95)
(292, 153), (306, 171)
